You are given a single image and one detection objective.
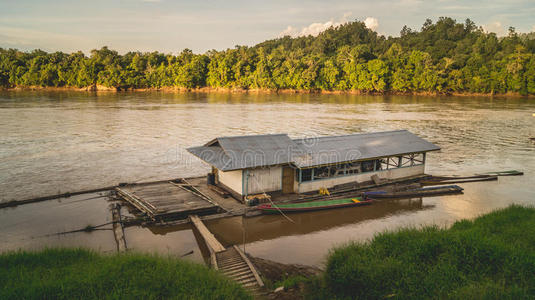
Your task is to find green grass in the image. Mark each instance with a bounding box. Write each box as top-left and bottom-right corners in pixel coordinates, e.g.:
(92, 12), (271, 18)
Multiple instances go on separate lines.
(0, 248), (251, 300)
(311, 205), (535, 299)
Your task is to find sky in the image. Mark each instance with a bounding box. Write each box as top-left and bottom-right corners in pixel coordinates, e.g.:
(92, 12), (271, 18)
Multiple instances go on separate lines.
(1, 0), (534, 54)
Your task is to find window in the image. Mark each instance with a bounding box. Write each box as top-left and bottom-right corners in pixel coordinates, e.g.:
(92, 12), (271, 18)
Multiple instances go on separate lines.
(362, 160), (375, 172)
(301, 168), (312, 182)
(345, 162), (361, 174)
(400, 153), (425, 167)
(298, 159), (381, 182)
(298, 154), (426, 182)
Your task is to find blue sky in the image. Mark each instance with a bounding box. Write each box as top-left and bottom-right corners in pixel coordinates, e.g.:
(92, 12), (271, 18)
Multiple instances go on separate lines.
(1, 0), (534, 54)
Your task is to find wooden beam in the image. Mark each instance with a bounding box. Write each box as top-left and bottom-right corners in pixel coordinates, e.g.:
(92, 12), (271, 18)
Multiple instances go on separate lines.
(211, 252), (218, 270)
(189, 215), (226, 253)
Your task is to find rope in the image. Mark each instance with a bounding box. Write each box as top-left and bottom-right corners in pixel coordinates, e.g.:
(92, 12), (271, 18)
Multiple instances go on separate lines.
(248, 173), (295, 224)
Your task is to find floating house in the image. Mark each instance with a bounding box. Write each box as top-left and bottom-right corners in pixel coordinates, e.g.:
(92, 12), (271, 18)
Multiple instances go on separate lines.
(187, 130), (440, 200)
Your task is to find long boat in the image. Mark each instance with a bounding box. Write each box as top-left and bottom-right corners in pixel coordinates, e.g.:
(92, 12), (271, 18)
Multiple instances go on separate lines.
(363, 185), (463, 199)
(421, 175), (497, 185)
(257, 197), (373, 213)
(476, 170), (524, 176)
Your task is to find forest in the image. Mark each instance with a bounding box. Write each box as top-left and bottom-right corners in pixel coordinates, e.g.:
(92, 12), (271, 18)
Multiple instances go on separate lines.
(1, 17), (534, 95)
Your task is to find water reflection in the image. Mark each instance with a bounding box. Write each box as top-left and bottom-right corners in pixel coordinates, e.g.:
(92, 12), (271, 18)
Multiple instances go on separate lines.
(149, 198), (429, 246)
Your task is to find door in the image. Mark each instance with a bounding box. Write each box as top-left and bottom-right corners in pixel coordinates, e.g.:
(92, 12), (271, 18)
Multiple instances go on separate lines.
(282, 166), (295, 194)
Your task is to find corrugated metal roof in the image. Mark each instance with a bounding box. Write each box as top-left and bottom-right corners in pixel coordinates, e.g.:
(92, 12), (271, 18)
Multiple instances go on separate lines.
(187, 130), (440, 171)
(187, 134), (303, 171)
(292, 130), (440, 168)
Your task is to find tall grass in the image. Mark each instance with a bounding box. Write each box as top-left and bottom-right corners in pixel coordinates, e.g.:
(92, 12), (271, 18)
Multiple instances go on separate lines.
(316, 205), (535, 299)
(0, 248), (251, 300)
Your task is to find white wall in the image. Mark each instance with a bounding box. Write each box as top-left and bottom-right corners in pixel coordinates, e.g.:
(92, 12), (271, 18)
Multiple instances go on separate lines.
(245, 166), (283, 195)
(218, 169), (243, 195)
(297, 164), (425, 193)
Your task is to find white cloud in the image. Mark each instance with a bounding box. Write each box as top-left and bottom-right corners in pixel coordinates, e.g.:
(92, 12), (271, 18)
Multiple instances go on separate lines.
(279, 12), (352, 38)
(482, 21), (506, 36)
(279, 26), (298, 37)
(364, 17), (379, 31)
(532, 25), (535, 32)
(142, 0), (161, 2)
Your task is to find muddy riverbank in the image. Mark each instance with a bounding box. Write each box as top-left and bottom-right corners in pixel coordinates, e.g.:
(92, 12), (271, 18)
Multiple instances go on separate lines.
(3, 85), (533, 98)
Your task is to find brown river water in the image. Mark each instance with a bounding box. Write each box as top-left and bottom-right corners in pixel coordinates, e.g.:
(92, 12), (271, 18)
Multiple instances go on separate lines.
(1, 91), (534, 266)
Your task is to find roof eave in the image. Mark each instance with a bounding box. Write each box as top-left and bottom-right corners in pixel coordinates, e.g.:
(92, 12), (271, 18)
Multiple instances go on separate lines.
(294, 148), (440, 169)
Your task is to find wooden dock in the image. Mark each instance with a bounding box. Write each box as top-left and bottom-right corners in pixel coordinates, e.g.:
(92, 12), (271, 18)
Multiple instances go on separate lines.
(115, 179), (220, 220)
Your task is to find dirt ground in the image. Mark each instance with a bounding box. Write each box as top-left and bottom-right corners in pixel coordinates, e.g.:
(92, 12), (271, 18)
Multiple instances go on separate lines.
(248, 256), (323, 299)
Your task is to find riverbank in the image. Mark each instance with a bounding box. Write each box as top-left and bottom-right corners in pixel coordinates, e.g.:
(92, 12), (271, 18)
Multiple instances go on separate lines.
(2, 205), (532, 299)
(0, 248), (251, 299)
(302, 204), (535, 299)
(2, 85), (533, 98)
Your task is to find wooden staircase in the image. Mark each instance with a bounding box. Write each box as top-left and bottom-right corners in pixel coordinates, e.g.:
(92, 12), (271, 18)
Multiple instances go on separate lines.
(215, 246), (265, 297)
(189, 215), (265, 297)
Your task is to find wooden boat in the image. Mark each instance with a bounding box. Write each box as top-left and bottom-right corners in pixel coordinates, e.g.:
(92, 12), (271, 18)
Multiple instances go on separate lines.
(257, 197), (373, 213)
(421, 175), (497, 185)
(476, 170), (524, 176)
(363, 185), (463, 199)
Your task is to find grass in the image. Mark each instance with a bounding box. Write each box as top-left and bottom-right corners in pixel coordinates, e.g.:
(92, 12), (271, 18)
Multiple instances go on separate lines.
(264, 274), (310, 291)
(0, 248), (251, 300)
(308, 205), (535, 299)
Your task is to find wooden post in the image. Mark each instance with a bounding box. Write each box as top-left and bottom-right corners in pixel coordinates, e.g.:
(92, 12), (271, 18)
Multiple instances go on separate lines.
(111, 203), (127, 252)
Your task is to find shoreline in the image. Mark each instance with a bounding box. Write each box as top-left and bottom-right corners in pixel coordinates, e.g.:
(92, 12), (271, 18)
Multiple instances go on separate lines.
(1, 85), (533, 98)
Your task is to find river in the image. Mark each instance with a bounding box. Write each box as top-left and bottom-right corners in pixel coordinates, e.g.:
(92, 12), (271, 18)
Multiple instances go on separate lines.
(1, 91), (534, 266)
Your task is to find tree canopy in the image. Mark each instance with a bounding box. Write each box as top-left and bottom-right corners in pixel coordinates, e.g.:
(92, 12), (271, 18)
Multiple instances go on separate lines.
(1, 17), (534, 95)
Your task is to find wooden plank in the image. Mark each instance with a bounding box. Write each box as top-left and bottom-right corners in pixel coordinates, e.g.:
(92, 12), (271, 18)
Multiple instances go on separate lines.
(224, 269), (252, 277)
(117, 187), (158, 211)
(115, 188), (156, 216)
(180, 179), (220, 207)
(208, 184), (230, 198)
(221, 263), (249, 272)
(211, 252), (218, 270)
(233, 245), (264, 287)
(111, 203), (127, 252)
(231, 273), (256, 281)
(169, 181), (207, 199)
(189, 215), (226, 253)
